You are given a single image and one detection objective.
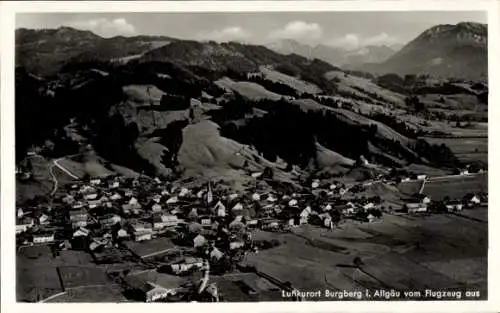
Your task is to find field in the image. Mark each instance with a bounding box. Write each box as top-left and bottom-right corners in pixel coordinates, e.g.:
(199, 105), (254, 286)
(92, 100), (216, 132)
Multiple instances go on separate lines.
(423, 173), (488, 201)
(124, 237), (175, 258)
(259, 66), (321, 95)
(423, 137), (488, 165)
(397, 180), (424, 196)
(17, 247), (118, 302)
(215, 77), (282, 101)
(16, 155), (53, 204)
(56, 157), (114, 178)
(243, 211), (487, 300)
(45, 285), (128, 302)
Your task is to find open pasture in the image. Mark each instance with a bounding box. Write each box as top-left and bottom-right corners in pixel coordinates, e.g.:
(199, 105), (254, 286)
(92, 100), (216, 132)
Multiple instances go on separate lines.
(423, 173), (488, 201)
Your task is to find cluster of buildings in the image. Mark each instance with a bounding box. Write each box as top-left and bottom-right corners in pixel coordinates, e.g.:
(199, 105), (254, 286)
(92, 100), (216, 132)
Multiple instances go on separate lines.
(15, 167), (487, 302)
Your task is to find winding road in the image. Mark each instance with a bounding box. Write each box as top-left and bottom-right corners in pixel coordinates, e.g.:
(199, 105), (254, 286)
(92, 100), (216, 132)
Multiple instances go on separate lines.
(27, 154), (80, 196)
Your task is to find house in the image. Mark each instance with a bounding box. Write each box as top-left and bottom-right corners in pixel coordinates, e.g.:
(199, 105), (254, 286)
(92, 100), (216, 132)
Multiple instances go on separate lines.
(166, 196), (178, 204)
(247, 72), (263, 79)
(288, 199), (298, 207)
(72, 202), (85, 209)
(246, 219), (259, 227)
(134, 230), (153, 242)
(188, 208), (199, 221)
(152, 216), (166, 230)
(421, 196), (432, 205)
(151, 204), (162, 213)
(109, 193), (122, 201)
(200, 216), (212, 226)
(63, 195), (75, 204)
(84, 193), (99, 200)
(17, 208), (24, 218)
(179, 187), (190, 198)
(90, 178), (101, 186)
(193, 234), (207, 248)
(464, 194), (481, 206)
(232, 203), (244, 213)
(251, 172), (263, 178)
(460, 170), (469, 176)
(228, 193), (239, 201)
(215, 201), (226, 217)
(129, 197), (139, 205)
(33, 232), (55, 244)
(161, 214), (179, 227)
(38, 213), (50, 225)
(131, 222), (152, 233)
(300, 206), (312, 224)
(266, 194), (277, 202)
(416, 174), (427, 181)
(73, 227), (90, 238)
(230, 241), (245, 250)
(70, 211), (88, 228)
(446, 201), (463, 212)
(170, 257), (204, 275)
(210, 247), (224, 261)
(80, 185), (96, 194)
(117, 229), (129, 239)
(405, 203), (427, 214)
(252, 193), (261, 201)
(16, 217), (34, 234)
(362, 202), (375, 211)
(367, 214), (375, 223)
(99, 214), (122, 228)
(110, 181), (120, 189)
(338, 204), (355, 216)
(196, 190), (205, 199)
(88, 199), (102, 209)
(260, 219), (280, 230)
(317, 213), (332, 228)
(124, 276), (182, 302)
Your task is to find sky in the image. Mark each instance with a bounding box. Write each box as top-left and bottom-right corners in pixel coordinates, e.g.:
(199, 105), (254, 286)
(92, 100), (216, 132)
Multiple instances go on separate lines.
(16, 11), (487, 49)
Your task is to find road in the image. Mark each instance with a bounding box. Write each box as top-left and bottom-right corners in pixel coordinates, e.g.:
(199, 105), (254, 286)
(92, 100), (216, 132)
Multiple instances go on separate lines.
(27, 153), (80, 195)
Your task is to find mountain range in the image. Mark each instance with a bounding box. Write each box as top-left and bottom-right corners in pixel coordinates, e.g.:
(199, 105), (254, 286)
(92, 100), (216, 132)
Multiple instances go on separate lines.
(367, 22), (488, 80)
(265, 22), (487, 80)
(264, 39), (400, 69)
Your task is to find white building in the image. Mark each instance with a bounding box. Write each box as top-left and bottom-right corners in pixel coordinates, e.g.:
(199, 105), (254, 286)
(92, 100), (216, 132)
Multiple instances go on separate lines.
(33, 232), (55, 244)
(16, 217), (34, 234)
(406, 203), (427, 214)
(161, 214), (179, 227)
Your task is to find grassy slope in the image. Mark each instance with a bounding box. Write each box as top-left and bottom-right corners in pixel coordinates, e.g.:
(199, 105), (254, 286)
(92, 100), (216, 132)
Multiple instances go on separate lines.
(259, 66), (322, 94)
(215, 77), (283, 101)
(244, 211), (487, 298)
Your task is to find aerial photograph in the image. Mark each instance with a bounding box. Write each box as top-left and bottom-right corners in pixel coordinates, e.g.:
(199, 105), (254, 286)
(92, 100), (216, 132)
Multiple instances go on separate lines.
(15, 10), (488, 302)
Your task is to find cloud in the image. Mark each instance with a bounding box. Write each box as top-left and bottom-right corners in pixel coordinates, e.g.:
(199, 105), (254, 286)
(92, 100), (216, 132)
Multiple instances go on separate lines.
(70, 18), (136, 37)
(328, 32), (400, 50)
(268, 21), (323, 44)
(196, 26), (251, 42)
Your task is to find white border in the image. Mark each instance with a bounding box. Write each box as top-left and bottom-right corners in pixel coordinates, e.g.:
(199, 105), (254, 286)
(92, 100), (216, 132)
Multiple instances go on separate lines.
(1, 1), (499, 313)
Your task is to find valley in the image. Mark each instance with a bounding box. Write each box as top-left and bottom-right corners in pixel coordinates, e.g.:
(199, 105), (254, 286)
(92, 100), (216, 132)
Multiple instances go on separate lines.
(14, 21), (488, 303)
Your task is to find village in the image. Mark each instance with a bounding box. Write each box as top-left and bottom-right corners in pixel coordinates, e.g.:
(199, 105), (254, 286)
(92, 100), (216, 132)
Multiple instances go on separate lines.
(16, 164), (488, 302)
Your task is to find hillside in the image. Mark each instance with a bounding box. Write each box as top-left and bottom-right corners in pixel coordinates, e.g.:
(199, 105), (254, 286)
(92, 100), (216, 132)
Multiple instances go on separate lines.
(16, 26), (175, 76)
(15, 26), (485, 202)
(356, 22), (487, 80)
